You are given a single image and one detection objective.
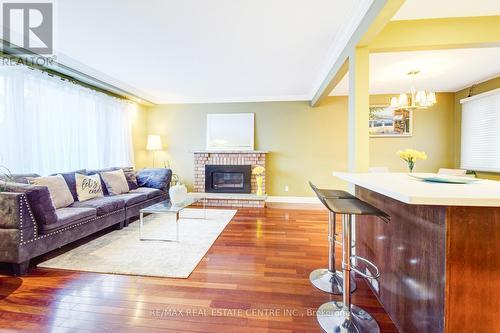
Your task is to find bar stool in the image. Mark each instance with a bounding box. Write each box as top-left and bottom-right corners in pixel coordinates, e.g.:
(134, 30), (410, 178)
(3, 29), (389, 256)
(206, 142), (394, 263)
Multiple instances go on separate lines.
(308, 182), (357, 294)
(317, 197), (390, 333)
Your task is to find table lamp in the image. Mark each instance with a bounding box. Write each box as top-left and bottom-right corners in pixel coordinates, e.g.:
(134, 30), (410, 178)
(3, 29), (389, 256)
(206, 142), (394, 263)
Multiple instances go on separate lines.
(146, 134), (162, 167)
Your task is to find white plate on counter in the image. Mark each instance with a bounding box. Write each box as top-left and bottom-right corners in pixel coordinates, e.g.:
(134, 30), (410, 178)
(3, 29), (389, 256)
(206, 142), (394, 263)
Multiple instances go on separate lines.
(408, 173), (480, 184)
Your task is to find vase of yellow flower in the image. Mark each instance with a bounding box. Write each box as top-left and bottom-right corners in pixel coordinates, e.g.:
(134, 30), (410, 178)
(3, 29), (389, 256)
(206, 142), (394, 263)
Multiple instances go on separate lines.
(397, 149), (427, 173)
(252, 166), (265, 195)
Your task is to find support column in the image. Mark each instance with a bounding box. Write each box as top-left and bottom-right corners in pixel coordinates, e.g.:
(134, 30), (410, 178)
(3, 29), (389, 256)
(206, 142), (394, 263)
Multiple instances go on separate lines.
(348, 46), (370, 173)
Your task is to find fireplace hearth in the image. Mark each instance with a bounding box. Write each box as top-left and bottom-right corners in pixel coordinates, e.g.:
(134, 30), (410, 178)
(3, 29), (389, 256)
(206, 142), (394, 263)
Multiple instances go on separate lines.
(205, 165), (251, 193)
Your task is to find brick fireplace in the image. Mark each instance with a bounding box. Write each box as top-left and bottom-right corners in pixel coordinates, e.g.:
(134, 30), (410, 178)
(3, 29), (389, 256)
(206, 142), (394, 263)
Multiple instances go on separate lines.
(193, 151), (268, 208)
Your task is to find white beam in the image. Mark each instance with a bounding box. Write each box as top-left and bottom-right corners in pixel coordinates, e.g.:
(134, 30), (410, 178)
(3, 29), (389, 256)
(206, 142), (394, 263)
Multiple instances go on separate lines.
(310, 0), (404, 107)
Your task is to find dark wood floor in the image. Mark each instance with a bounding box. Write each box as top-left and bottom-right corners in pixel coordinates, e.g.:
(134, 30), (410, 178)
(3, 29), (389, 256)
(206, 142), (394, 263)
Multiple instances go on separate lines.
(0, 208), (398, 332)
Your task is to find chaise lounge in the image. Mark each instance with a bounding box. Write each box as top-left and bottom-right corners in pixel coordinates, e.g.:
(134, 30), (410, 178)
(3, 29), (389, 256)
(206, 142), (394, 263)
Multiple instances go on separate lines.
(0, 167), (172, 276)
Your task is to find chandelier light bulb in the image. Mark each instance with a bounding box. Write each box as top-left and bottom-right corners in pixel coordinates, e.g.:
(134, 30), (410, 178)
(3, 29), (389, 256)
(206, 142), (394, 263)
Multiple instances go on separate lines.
(390, 97), (398, 107)
(427, 92), (437, 105)
(398, 93), (408, 107)
(415, 90), (427, 106)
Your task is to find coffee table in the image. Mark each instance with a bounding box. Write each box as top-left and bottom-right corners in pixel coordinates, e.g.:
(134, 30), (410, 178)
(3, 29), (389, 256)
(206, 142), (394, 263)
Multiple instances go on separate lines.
(139, 196), (206, 242)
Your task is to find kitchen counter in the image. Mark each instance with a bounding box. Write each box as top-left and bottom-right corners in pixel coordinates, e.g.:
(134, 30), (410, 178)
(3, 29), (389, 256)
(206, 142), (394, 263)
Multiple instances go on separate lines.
(333, 172), (500, 333)
(333, 172), (500, 206)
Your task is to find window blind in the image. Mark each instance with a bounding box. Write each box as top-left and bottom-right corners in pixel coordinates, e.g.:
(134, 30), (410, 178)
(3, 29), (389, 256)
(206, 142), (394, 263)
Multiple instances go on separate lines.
(460, 88), (500, 172)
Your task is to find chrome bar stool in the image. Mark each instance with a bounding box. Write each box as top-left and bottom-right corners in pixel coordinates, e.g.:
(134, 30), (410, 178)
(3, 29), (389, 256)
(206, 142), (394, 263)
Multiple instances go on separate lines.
(317, 197), (390, 333)
(308, 182), (356, 294)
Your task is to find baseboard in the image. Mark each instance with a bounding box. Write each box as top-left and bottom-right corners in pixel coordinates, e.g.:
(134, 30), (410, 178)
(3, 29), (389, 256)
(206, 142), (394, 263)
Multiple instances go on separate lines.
(265, 196), (325, 210)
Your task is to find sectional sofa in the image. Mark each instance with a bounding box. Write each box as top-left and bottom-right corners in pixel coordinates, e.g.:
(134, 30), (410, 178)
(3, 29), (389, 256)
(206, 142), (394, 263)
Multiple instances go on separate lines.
(0, 167), (172, 275)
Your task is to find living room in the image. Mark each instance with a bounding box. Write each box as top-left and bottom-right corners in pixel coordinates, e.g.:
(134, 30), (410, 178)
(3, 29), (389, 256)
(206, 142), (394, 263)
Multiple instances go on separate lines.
(1, 1), (500, 332)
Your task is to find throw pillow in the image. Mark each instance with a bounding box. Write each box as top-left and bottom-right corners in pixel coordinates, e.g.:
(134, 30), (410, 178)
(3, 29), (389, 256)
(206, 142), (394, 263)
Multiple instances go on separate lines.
(100, 169), (129, 195)
(50, 169), (86, 201)
(87, 167), (119, 195)
(3, 182), (58, 227)
(75, 173), (103, 201)
(136, 168), (172, 191)
(27, 174), (74, 208)
(123, 167), (139, 190)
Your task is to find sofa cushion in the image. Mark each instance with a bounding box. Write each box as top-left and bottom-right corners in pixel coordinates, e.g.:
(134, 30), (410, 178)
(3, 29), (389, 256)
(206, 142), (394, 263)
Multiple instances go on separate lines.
(136, 169), (172, 191)
(71, 196), (125, 216)
(41, 207), (97, 233)
(131, 187), (164, 199)
(3, 182), (58, 227)
(51, 169), (86, 202)
(113, 192), (148, 206)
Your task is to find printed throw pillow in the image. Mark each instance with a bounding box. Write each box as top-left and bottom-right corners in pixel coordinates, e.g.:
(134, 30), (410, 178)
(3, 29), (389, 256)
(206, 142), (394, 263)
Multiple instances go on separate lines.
(27, 174), (74, 208)
(75, 173), (104, 201)
(100, 169), (129, 195)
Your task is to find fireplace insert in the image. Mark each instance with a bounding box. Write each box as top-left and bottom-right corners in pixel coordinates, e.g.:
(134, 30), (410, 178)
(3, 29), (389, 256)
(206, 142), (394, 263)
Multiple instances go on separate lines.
(205, 165), (251, 193)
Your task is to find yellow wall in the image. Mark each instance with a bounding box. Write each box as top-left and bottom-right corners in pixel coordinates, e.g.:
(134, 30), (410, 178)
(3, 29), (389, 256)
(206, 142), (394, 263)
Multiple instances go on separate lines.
(133, 93), (454, 196)
(370, 93), (454, 173)
(130, 104), (149, 169)
(453, 76), (500, 180)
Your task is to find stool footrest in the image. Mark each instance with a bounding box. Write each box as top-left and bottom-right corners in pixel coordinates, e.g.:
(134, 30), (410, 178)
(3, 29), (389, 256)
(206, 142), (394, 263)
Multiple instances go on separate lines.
(350, 255), (380, 280)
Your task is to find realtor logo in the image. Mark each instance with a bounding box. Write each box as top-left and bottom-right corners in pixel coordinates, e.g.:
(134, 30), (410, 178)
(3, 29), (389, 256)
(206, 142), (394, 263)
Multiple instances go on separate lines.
(2, 2), (53, 54)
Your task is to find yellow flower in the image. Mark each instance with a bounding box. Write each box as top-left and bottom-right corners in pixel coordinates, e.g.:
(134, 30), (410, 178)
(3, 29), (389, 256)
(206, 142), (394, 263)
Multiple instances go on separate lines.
(252, 166), (265, 176)
(397, 149), (427, 162)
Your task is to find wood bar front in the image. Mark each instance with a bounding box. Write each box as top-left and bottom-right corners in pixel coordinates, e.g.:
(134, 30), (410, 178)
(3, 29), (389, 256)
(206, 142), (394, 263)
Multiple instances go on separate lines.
(355, 186), (500, 333)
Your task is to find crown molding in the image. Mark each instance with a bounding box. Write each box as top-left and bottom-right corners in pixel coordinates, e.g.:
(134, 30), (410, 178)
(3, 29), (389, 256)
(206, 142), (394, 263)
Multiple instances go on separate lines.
(154, 94), (311, 105)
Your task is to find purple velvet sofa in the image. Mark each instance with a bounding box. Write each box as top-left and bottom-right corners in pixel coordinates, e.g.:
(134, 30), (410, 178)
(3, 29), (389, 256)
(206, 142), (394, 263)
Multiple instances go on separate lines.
(0, 168), (172, 275)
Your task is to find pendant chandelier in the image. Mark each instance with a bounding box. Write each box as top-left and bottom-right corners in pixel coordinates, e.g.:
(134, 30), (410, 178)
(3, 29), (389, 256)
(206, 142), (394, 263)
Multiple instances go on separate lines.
(390, 70), (436, 109)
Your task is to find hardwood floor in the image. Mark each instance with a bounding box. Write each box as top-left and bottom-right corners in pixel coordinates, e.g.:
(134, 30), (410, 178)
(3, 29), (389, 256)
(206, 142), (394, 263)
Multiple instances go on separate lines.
(0, 208), (399, 332)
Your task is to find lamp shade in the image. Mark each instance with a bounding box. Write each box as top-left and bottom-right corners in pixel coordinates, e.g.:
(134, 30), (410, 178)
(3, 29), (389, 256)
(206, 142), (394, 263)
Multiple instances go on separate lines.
(146, 135), (162, 151)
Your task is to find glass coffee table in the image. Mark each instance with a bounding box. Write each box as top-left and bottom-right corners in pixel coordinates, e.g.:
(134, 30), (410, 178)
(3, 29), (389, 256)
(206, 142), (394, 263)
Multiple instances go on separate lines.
(139, 196), (206, 242)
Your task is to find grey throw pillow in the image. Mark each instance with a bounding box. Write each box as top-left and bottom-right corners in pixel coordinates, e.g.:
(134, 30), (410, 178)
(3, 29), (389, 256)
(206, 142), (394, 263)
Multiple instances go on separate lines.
(100, 169), (130, 195)
(27, 174), (74, 208)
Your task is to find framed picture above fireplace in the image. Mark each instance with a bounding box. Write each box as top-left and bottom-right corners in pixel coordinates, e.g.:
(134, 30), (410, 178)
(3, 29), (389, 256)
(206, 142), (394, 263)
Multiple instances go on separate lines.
(206, 113), (254, 151)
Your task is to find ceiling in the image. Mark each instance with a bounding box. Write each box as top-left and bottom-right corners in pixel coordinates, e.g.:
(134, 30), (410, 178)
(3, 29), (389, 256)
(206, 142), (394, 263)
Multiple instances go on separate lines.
(2, 0), (500, 104)
(329, 47), (500, 96)
(393, 0), (500, 20)
(50, 0), (371, 104)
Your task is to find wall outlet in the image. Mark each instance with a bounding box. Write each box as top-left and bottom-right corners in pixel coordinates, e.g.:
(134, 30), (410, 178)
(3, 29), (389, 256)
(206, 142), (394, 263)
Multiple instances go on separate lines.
(284, 185), (289, 192)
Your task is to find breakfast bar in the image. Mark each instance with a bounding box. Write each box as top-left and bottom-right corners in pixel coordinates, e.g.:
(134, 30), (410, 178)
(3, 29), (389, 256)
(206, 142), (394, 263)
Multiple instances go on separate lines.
(333, 172), (500, 333)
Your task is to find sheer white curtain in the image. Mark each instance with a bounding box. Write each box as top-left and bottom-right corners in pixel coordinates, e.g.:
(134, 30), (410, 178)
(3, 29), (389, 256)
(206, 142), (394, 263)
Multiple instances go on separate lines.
(0, 65), (135, 175)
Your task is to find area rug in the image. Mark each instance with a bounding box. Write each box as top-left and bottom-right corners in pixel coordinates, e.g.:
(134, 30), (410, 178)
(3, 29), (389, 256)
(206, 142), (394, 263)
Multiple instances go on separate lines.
(38, 208), (237, 278)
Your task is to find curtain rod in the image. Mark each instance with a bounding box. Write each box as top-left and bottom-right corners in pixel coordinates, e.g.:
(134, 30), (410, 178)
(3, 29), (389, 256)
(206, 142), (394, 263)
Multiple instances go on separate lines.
(1, 39), (155, 106)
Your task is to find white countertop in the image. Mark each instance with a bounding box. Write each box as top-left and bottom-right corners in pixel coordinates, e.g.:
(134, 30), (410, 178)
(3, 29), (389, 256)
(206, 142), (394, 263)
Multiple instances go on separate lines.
(333, 172), (500, 207)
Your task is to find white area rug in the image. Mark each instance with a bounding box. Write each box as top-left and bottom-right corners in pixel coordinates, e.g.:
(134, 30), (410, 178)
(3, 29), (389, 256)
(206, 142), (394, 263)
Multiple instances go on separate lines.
(39, 208), (237, 278)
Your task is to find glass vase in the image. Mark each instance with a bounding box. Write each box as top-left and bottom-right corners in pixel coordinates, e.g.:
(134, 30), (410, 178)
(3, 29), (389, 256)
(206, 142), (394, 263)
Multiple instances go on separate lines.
(256, 175), (263, 195)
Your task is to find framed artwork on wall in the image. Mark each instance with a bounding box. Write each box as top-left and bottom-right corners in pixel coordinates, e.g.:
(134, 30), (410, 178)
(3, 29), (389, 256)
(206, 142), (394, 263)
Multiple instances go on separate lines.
(206, 113), (255, 151)
(369, 105), (413, 137)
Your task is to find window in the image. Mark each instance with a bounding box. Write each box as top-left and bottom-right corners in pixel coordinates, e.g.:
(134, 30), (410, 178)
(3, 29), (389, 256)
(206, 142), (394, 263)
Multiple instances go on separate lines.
(460, 88), (500, 172)
(0, 65), (135, 175)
